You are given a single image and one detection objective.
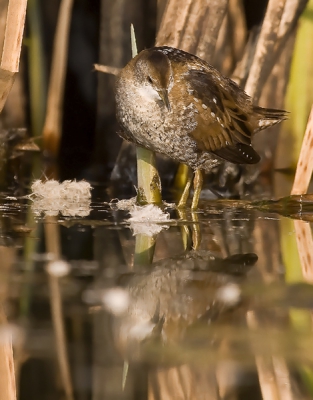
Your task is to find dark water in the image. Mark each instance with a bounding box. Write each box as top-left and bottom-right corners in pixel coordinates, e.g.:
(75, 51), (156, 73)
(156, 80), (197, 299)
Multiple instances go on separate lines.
(1, 179), (313, 400)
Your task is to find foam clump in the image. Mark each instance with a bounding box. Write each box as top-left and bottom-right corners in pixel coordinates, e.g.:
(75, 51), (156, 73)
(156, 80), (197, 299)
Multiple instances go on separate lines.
(110, 197), (137, 210)
(31, 179), (92, 200)
(129, 204), (170, 223)
(30, 179), (92, 217)
(129, 204), (170, 236)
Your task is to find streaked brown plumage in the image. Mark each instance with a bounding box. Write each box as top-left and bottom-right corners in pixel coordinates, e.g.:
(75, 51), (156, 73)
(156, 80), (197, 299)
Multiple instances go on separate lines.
(115, 46), (287, 207)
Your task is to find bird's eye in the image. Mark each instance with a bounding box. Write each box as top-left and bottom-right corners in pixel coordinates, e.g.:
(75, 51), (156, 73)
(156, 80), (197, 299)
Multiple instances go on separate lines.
(147, 76), (153, 84)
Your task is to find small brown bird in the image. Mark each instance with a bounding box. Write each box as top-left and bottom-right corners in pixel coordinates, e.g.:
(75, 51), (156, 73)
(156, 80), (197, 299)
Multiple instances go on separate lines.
(115, 46), (287, 208)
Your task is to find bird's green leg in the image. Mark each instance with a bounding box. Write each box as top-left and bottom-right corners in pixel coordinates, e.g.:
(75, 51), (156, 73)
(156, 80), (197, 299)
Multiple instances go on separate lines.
(177, 168), (193, 208)
(191, 169), (203, 210)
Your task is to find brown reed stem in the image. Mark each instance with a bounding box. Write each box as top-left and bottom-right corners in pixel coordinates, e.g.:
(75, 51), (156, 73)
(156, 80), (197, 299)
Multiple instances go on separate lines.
(291, 106), (313, 195)
(42, 0), (74, 158)
(244, 0), (286, 101)
(244, 0), (308, 101)
(0, 0), (27, 113)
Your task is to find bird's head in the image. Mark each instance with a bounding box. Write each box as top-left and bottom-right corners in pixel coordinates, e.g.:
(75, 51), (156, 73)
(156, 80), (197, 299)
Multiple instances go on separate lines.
(134, 49), (173, 111)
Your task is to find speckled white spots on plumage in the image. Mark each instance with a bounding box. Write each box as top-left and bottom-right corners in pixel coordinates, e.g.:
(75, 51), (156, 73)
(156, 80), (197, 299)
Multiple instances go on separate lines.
(202, 104), (207, 109)
(258, 120), (272, 128)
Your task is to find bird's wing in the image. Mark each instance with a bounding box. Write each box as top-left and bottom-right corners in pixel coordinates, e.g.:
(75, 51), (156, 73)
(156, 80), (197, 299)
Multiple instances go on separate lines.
(185, 69), (260, 164)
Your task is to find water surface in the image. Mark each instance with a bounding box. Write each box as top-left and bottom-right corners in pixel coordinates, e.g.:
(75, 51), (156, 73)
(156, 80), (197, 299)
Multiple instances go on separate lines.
(1, 182), (313, 400)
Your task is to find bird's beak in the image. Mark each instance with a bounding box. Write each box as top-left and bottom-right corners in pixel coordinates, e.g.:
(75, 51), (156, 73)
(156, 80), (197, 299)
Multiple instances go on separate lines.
(159, 89), (171, 112)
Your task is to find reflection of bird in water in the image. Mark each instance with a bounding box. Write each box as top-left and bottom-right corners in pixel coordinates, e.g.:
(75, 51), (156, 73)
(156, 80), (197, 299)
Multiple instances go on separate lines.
(112, 251), (257, 361)
(115, 46), (287, 208)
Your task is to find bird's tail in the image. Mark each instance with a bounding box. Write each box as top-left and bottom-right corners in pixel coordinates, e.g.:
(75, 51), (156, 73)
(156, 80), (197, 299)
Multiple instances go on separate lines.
(253, 105), (289, 131)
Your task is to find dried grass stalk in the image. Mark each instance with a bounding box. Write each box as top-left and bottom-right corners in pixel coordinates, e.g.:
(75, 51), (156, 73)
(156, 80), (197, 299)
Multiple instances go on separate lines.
(0, 309), (16, 400)
(246, 311), (280, 400)
(156, 0), (228, 59)
(156, 0), (193, 48)
(42, 0), (74, 157)
(227, 0), (247, 63)
(244, 0), (286, 101)
(195, 0), (229, 60)
(290, 46), (313, 285)
(94, 64), (120, 76)
(213, 0), (247, 76)
(272, 356), (294, 400)
(0, 0), (27, 113)
(293, 219), (313, 283)
(291, 106), (313, 195)
(1, 0), (27, 72)
(244, 0), (308, 101)
(148, 365), (219, 400)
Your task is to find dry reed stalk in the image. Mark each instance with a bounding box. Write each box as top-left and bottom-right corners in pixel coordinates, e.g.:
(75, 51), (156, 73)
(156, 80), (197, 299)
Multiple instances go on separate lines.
(0, 308), (16, 400)
(244, 0), (308, 102)
(94, 64), (120, 76)
(148, 365), (219, 400)
(246, 311), (280, 400)
(273, 0), (309, 63)
(227, 0), (247, 63)
(231, 28), (259, 86)
(195, 0), (228, 60)
(155, 0), (193, 48)
(244, 0), (286, 101)
(0, 0), (27, 113)
(272, 356), (294, 400)
(156, 0), (228, 59)
(213, 12), (232, 73)
(0, 0), (8, 56)
(0, 246), (20, 400)
(0, 245), (17, 400)
(278, 0), (308, 39)
(45, 217), (74, 400)
(291, 107), (313, 283)
(42, 0), (74, 158)
(293, 219), (313, 283)
(213, 0), (247, 76)
(177, 0), (208, 53)
(291, 106), (313, 195)
(156, 0), (167, 30)
(254, 32), (295, 163)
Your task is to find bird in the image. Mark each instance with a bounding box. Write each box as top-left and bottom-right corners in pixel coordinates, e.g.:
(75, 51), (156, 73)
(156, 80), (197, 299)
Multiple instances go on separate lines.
(115, 46), (288, 208)
(112, 250), (258, 361)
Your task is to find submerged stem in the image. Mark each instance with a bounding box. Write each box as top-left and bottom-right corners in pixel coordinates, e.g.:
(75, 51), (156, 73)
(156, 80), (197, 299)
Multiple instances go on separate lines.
(134, 234), (156, 266)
